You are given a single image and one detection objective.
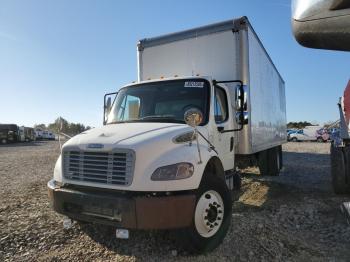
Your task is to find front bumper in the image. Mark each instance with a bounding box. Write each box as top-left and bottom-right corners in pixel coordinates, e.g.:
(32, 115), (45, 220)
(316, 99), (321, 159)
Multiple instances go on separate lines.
(48, 180), (196, 230)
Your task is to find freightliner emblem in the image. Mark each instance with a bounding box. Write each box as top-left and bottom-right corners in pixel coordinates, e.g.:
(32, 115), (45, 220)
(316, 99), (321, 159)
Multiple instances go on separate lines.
(87, 143), (104, 149)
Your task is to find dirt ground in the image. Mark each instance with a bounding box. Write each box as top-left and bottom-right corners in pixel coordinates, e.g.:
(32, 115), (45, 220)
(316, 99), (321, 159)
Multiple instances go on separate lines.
(0, 141), (349, 261)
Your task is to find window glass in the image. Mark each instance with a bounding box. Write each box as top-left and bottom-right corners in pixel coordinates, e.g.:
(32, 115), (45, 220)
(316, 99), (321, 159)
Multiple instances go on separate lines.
(116, 95), (140, 121)
(214, 87), (228, 123)
(106, 79), (210, 125)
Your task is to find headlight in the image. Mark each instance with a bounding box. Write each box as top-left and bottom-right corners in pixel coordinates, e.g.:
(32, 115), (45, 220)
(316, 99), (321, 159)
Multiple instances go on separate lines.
(151, 163), (194, 181)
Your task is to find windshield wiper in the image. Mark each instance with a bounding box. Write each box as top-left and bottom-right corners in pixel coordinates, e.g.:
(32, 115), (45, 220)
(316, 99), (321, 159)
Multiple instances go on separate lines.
(138, 115), (184, 123)
(107, 116), (184, 125)
(139, 115), (176, 120)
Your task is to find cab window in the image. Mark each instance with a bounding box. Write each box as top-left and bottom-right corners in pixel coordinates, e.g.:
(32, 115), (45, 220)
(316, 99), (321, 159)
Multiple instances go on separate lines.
(214, 87), (228, 123)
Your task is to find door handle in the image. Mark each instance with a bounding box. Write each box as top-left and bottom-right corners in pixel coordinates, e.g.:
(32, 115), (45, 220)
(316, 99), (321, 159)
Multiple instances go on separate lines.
(230, 137), (234, 152)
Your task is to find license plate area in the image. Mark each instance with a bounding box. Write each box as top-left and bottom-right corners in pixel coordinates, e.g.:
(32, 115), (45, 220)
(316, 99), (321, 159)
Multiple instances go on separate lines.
(82, 203), (122, 221)
(59, 191), (137, 227)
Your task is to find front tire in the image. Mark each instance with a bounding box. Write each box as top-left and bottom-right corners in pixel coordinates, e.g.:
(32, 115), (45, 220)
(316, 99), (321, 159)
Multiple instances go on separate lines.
(177, 173), (232, 253)
(291, 137), (298, 142)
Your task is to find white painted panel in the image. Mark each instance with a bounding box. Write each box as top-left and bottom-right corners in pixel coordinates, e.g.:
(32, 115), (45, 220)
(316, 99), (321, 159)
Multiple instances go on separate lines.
(140, 31), (239, 81)
(248, 28), (287, 153)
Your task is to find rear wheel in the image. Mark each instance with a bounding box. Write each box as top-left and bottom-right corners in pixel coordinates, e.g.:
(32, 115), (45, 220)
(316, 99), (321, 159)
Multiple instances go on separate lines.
(177, 173), (232, 253)
(330, 144), (350, 194)
(1, 138), (7, 144)
(258, 146), (282, 176)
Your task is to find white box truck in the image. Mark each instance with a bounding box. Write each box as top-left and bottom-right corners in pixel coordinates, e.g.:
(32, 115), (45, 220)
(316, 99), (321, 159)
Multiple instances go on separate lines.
(288, 125), (322, 142)
(48, 17), (286, 253)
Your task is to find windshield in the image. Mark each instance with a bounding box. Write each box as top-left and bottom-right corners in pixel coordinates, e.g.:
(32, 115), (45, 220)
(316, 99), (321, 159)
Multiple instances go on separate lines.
(106, 79), (210, 125)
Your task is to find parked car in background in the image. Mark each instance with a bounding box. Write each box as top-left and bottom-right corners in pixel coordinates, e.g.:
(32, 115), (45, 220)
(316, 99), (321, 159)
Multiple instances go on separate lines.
(42, 130), (49, 140)
(288, 126), (322, 142)
(48, 132), (55, 140)
(19, 126), (35, 142)
(35, 129), (43, 140)
(0, 124), (19, 144)
(287, 129), (298, 136)
(40, 130), (56, 140)
(316, 128), (329, 143)
(18, 126), (26, 142)
(26, 127), (35, 141)
(328, 128), (340, 141)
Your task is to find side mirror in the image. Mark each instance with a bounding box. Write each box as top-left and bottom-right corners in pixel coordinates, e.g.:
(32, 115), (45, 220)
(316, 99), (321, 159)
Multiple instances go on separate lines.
(184, 108), (203, 128)
(292, 0), (350, 51)
(235, 111), (249, 126)
(235, 85), (248, 126)
(235, 85), (247, 111)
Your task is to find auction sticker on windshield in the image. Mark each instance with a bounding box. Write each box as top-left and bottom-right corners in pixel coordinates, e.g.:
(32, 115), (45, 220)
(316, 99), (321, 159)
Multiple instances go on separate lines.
(184, 81), (204, 88)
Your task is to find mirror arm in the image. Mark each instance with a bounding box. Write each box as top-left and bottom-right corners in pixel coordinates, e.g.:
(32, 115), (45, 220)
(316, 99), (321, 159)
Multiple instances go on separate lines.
(196, 130), (218, 155)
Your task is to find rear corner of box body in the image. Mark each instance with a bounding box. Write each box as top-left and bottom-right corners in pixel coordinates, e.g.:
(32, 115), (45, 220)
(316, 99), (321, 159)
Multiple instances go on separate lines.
(244, 25), (287, 154)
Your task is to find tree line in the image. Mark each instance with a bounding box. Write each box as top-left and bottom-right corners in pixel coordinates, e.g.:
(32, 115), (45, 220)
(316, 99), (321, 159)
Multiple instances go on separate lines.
(287, 121), (313, 129)
(34, 117), (91, 136)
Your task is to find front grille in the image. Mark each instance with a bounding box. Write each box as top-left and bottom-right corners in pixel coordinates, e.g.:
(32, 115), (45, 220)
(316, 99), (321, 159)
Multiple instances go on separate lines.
(63, 149), (135, 186)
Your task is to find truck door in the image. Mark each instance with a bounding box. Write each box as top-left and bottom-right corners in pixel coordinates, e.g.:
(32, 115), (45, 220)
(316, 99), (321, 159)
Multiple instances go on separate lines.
(213, 85), (235, 171)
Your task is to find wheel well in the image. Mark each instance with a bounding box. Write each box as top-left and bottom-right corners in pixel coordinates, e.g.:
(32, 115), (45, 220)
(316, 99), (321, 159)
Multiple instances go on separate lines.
(202, 156), (225, 182)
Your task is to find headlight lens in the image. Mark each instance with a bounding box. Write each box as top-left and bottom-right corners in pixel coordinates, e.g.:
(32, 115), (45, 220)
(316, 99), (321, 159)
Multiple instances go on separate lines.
(151, 163), (194, 181)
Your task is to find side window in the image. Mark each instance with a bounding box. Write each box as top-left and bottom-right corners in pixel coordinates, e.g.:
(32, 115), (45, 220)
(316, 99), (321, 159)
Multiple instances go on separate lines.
(117, 95), (140, 121)
(214, 87), (228, 123)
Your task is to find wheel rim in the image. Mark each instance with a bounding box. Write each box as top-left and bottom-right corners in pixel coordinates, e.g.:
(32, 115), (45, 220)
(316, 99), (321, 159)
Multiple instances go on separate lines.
(194, 190), (224, 238)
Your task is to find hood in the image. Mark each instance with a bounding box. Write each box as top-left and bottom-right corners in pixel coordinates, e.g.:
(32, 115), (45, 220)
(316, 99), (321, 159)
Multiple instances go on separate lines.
(63, 122), (192, 151)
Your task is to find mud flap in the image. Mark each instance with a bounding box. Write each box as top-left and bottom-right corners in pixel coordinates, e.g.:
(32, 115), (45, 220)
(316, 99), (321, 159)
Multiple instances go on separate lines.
(330, 144), (350, 194)
(258, 146), (282, 176)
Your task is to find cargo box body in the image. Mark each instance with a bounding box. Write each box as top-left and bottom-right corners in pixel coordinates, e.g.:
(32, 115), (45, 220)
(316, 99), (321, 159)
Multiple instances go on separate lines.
(138, 17), (286, 155)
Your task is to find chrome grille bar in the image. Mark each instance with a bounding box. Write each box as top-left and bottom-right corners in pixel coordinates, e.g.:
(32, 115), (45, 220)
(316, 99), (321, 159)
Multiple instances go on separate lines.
(63, 149), (135, 186)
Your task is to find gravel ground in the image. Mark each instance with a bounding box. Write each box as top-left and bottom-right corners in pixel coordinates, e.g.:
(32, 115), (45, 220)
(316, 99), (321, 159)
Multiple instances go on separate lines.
(0, 141), (350, 261)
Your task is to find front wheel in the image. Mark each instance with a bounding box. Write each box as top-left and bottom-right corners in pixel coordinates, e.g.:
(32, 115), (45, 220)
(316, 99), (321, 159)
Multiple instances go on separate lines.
(291, 137), (298, 142)
(177, 174), (232, 253)
(1, 138), (7, 144)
